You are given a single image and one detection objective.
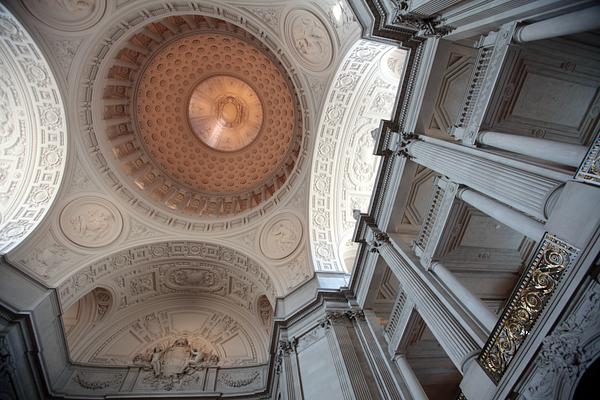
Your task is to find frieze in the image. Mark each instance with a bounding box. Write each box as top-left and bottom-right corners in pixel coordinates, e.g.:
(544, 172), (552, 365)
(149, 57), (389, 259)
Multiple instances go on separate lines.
(73, 371), (124, 391)
(217, 370), (261, 389)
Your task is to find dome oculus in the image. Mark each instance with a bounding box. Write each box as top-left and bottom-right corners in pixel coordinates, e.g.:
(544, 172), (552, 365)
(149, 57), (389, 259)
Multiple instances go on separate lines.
(188, 75), (263, 152)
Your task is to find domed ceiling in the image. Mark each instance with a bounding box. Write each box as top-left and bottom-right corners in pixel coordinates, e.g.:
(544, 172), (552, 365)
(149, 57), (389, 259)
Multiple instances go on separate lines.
(99, 15), (302, 217)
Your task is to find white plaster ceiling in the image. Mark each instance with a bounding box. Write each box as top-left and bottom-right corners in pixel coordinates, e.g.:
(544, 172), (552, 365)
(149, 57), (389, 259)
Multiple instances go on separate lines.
(2, 0), (365, 372)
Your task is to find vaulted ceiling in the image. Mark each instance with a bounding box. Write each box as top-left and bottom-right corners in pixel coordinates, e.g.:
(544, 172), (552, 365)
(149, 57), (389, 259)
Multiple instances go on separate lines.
(1, 0), (401, 371)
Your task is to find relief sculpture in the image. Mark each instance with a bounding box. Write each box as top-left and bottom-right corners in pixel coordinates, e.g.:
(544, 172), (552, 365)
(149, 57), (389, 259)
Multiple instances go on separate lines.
(286, 9), (333, 71)
(133, 338), (219, 390)
(59, 197), (123, 248)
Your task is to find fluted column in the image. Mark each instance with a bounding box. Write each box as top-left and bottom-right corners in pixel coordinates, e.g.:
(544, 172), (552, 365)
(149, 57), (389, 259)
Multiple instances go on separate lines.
(477, 131), (587, 167)
(513, 5), (600, 43)
(457, 188), (545, 241)
(405, 136), (566, 220)
(430, 262), (496, 334)
(373, 232), (480, 373)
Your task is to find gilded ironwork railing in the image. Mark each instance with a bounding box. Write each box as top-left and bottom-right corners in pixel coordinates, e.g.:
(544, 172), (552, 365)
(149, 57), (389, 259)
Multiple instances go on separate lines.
(478, 233), (579, 384)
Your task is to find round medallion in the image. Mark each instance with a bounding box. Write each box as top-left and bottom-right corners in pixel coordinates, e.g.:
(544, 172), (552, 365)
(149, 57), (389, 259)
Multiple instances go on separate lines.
(285, 9), (333, 72)
(59, 196), (123, 248)
(260, 213), (302, 260)
(188, 76), (263, 152)
(22, 0), (107, 32)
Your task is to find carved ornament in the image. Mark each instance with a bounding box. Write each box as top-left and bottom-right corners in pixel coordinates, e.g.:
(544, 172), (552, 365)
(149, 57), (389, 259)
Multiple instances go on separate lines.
(478, 234), (579, 384)
(59, 196), (123, 248)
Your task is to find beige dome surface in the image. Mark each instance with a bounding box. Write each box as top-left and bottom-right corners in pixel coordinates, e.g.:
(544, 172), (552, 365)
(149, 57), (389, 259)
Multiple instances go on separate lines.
(188, 75), (264, 153)
(101, 16), (303, 217)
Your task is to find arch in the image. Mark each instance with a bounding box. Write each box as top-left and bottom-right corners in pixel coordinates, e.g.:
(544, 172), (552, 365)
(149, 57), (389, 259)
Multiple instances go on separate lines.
(70, 294), (270, 368)
(0, 5), (68, 253)
(62, 286), (114, 349)
(309, 39), (406, 272)
(57, 240), (281, 309)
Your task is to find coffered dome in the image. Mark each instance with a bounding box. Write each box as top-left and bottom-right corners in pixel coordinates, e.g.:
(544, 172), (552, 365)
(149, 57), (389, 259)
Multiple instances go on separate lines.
(99, 15), (303, 218)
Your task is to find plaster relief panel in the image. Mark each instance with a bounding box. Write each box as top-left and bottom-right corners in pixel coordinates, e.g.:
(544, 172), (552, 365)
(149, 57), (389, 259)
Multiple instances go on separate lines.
(59, 196), (123, 248)
(279, 248), (312, 291)
(21, 0), (107, 32)
(484, 39), (600, 145)
(87, 307), (262, 369)
(15, 230), (86, 280)
(240, 6), (282, 33)
(285, 9), (334, 72)
(260, 213), (303, 260)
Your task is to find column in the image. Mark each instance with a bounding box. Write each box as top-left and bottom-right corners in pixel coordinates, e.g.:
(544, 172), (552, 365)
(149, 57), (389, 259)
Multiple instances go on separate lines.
(478, 131), (587, 167)
(373, 232), (481, 373)
(277, 340), (299, 400)
(457, 188), (545, 241)
(405, 136), (567, 221)
(394, 355), (429, 400)
(513, 5), (600, 43)
(430, 262), (496, 334)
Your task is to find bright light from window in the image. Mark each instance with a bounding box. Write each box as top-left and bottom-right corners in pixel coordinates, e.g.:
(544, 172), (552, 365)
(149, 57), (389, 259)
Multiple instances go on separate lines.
(332, 3), (343, 22)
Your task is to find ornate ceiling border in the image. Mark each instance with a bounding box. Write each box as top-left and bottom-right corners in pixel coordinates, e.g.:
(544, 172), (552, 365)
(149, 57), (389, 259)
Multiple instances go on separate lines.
(57, 240), (281, 309)
(308, 39), (403, 272)
(0, 5), (69, 254)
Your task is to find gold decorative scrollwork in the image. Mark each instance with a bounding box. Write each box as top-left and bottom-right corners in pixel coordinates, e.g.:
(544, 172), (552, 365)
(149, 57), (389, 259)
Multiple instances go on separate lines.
(478, 234), (579, 384)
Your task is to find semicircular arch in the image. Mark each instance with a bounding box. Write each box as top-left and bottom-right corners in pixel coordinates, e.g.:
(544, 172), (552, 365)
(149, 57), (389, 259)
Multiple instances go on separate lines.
(309, 39), (406, 272)
(0, 5), (69, 253)
(57, 240), (281, 309)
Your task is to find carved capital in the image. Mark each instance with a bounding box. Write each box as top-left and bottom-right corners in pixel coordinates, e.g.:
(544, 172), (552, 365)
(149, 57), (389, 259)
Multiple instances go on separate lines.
(393, 9), (454, 38)
(325, 309), (365, 323)
(395, 132), (418, 158)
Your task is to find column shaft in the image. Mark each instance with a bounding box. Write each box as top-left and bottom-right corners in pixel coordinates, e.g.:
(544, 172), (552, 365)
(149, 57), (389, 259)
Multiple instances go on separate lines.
(513, 5), (600, 43)
(394, 355), (429, 400)
(406, 137), (563, 220)
(457, 188), (545, 241)
(430, 262), (496, 334)
(377, 240), (480, 373)
(478, 131), (587, 167)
